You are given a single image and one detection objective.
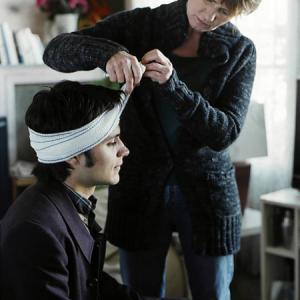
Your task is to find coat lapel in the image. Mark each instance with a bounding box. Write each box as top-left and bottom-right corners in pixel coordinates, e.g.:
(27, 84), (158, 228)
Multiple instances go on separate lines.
(38, 182), (94, 263)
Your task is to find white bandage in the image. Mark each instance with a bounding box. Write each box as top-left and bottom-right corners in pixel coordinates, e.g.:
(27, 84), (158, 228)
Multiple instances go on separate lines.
(28, 91), (129, 164)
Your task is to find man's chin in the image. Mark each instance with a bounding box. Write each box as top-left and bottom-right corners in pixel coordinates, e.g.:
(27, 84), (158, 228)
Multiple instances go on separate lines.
(95, 176), (119, 186)
(109, 176), (120, 185)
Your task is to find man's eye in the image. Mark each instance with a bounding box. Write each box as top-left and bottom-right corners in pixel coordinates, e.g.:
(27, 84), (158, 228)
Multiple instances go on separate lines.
(108, 140), (117, 146)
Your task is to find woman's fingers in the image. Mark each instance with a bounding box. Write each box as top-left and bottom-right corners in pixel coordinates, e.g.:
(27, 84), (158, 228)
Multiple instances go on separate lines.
(106, 51), (145, 93)
(141, 49), (165, 65)
(141, 49), (173, 84)
(106, 49), (172, 91)
(131, 62), (146, 85)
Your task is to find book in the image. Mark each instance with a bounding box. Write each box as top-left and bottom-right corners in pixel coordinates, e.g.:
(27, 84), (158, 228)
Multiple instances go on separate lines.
(29, 34), (44, 65)
(12, 31), (23, 64)
(0, 22), (18, 65)
(0, 24), (8, 65)
(15, 28), (35, 65)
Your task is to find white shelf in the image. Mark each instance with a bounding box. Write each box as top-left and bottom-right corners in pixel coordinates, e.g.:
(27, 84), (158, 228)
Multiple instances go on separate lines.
(265, 246), (295, 259)
(261, 188), (300, 208)
(0, 64), (44, 70)
(261, 188), (300, 300)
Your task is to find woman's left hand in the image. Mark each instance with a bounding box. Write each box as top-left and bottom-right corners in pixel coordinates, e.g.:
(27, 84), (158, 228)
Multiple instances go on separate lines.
(141, 49), (173, 84)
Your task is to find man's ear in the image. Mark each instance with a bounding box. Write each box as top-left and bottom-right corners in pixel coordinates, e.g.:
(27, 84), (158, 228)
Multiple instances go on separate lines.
(66, 155), (82, 169)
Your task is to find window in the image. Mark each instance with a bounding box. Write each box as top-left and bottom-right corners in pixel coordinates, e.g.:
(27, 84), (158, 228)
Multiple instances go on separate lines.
(232, 0), (299, 204)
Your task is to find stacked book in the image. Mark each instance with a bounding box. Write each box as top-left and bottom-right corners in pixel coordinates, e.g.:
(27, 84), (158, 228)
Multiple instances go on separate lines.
(0, 22), (44, 66)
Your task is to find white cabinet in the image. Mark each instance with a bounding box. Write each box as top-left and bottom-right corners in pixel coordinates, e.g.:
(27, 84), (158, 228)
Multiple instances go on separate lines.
(261, 188), (300, 300)
(0, 65), (104, 165)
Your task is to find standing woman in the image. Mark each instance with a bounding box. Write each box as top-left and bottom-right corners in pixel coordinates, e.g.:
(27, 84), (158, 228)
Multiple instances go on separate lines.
(43, 0), (262, 299)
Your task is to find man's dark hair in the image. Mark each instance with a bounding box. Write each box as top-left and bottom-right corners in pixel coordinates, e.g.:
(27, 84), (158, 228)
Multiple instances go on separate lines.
(25, 80), (122, 183)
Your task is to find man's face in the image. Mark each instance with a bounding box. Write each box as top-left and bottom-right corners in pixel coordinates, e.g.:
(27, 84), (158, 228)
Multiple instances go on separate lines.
(76, 125), (129, 186)
(186, 0), (234, 32)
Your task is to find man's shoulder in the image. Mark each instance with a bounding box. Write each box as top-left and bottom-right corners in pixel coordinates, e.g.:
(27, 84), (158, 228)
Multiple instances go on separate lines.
(17, 181), (65, 213)
(2, 182), (68, 235)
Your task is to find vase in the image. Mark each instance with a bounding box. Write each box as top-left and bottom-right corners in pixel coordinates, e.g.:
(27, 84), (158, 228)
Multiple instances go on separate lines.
(44, 13), (79, 44)
(53, 13), (79, 34)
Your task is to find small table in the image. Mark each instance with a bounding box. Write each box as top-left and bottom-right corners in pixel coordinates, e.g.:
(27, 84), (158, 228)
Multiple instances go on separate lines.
(11, 176), (36, 201)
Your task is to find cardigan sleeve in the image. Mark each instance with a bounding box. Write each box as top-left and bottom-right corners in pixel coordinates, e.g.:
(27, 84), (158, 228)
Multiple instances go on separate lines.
(43, 8), (152, 73)
(157, 39), (256, 151)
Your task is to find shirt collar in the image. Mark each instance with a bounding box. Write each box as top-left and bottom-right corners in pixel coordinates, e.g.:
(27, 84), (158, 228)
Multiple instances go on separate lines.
(63, 184), (97, 216)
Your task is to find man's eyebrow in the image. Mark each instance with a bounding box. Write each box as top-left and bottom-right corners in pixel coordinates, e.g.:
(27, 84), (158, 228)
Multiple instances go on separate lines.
(104, 133), (120, 141)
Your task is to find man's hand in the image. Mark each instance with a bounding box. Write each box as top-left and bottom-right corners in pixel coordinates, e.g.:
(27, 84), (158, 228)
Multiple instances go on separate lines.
(141, 49), (173, 84)
(106, 51), (146, 94)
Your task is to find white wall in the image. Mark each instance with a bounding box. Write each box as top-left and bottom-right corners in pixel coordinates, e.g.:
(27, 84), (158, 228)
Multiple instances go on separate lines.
(125, 0), (173, 9)
(0, 0), (46, 35)
(298, 2), (300, 78)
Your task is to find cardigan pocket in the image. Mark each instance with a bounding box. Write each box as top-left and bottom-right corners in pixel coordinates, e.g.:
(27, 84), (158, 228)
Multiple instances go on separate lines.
(205, 167), (240, 217)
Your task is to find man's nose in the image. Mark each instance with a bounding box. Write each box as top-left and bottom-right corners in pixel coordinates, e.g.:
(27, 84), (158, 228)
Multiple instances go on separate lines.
(118, 141), (130, 157)
(121, 146), (130, 157)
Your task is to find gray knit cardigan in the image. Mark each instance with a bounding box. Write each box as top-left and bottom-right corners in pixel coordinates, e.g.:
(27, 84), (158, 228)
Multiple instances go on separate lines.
(43, 0), (256, 256)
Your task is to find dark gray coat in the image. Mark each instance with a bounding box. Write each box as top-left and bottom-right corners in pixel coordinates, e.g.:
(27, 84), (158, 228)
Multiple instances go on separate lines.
(43, 0), (256, 255)
(0, 182), (140, 300)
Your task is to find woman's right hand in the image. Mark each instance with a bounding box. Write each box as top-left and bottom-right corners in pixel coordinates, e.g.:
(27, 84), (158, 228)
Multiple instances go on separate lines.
(106, 51), (146, 94)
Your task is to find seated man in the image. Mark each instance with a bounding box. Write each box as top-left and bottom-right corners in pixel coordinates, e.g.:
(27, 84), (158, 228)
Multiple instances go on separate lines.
(0, 80), (141, 300)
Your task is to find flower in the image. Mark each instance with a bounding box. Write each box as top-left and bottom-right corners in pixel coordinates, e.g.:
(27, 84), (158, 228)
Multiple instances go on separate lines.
(36, 0), (89, 18)
(85, 0), (111, 24)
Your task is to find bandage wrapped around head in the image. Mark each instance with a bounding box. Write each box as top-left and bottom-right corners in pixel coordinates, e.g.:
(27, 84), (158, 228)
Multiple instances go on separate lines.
(28, 90), (129, 164)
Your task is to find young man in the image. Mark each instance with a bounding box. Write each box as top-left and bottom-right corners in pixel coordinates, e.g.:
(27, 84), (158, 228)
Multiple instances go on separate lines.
(0, 81), (141, 300)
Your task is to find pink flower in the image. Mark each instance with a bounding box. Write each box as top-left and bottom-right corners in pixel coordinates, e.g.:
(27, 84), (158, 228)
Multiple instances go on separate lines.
(36, 0), (89, 16)
(36, 0), (46, 7)
(68, 0), (89, 14)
